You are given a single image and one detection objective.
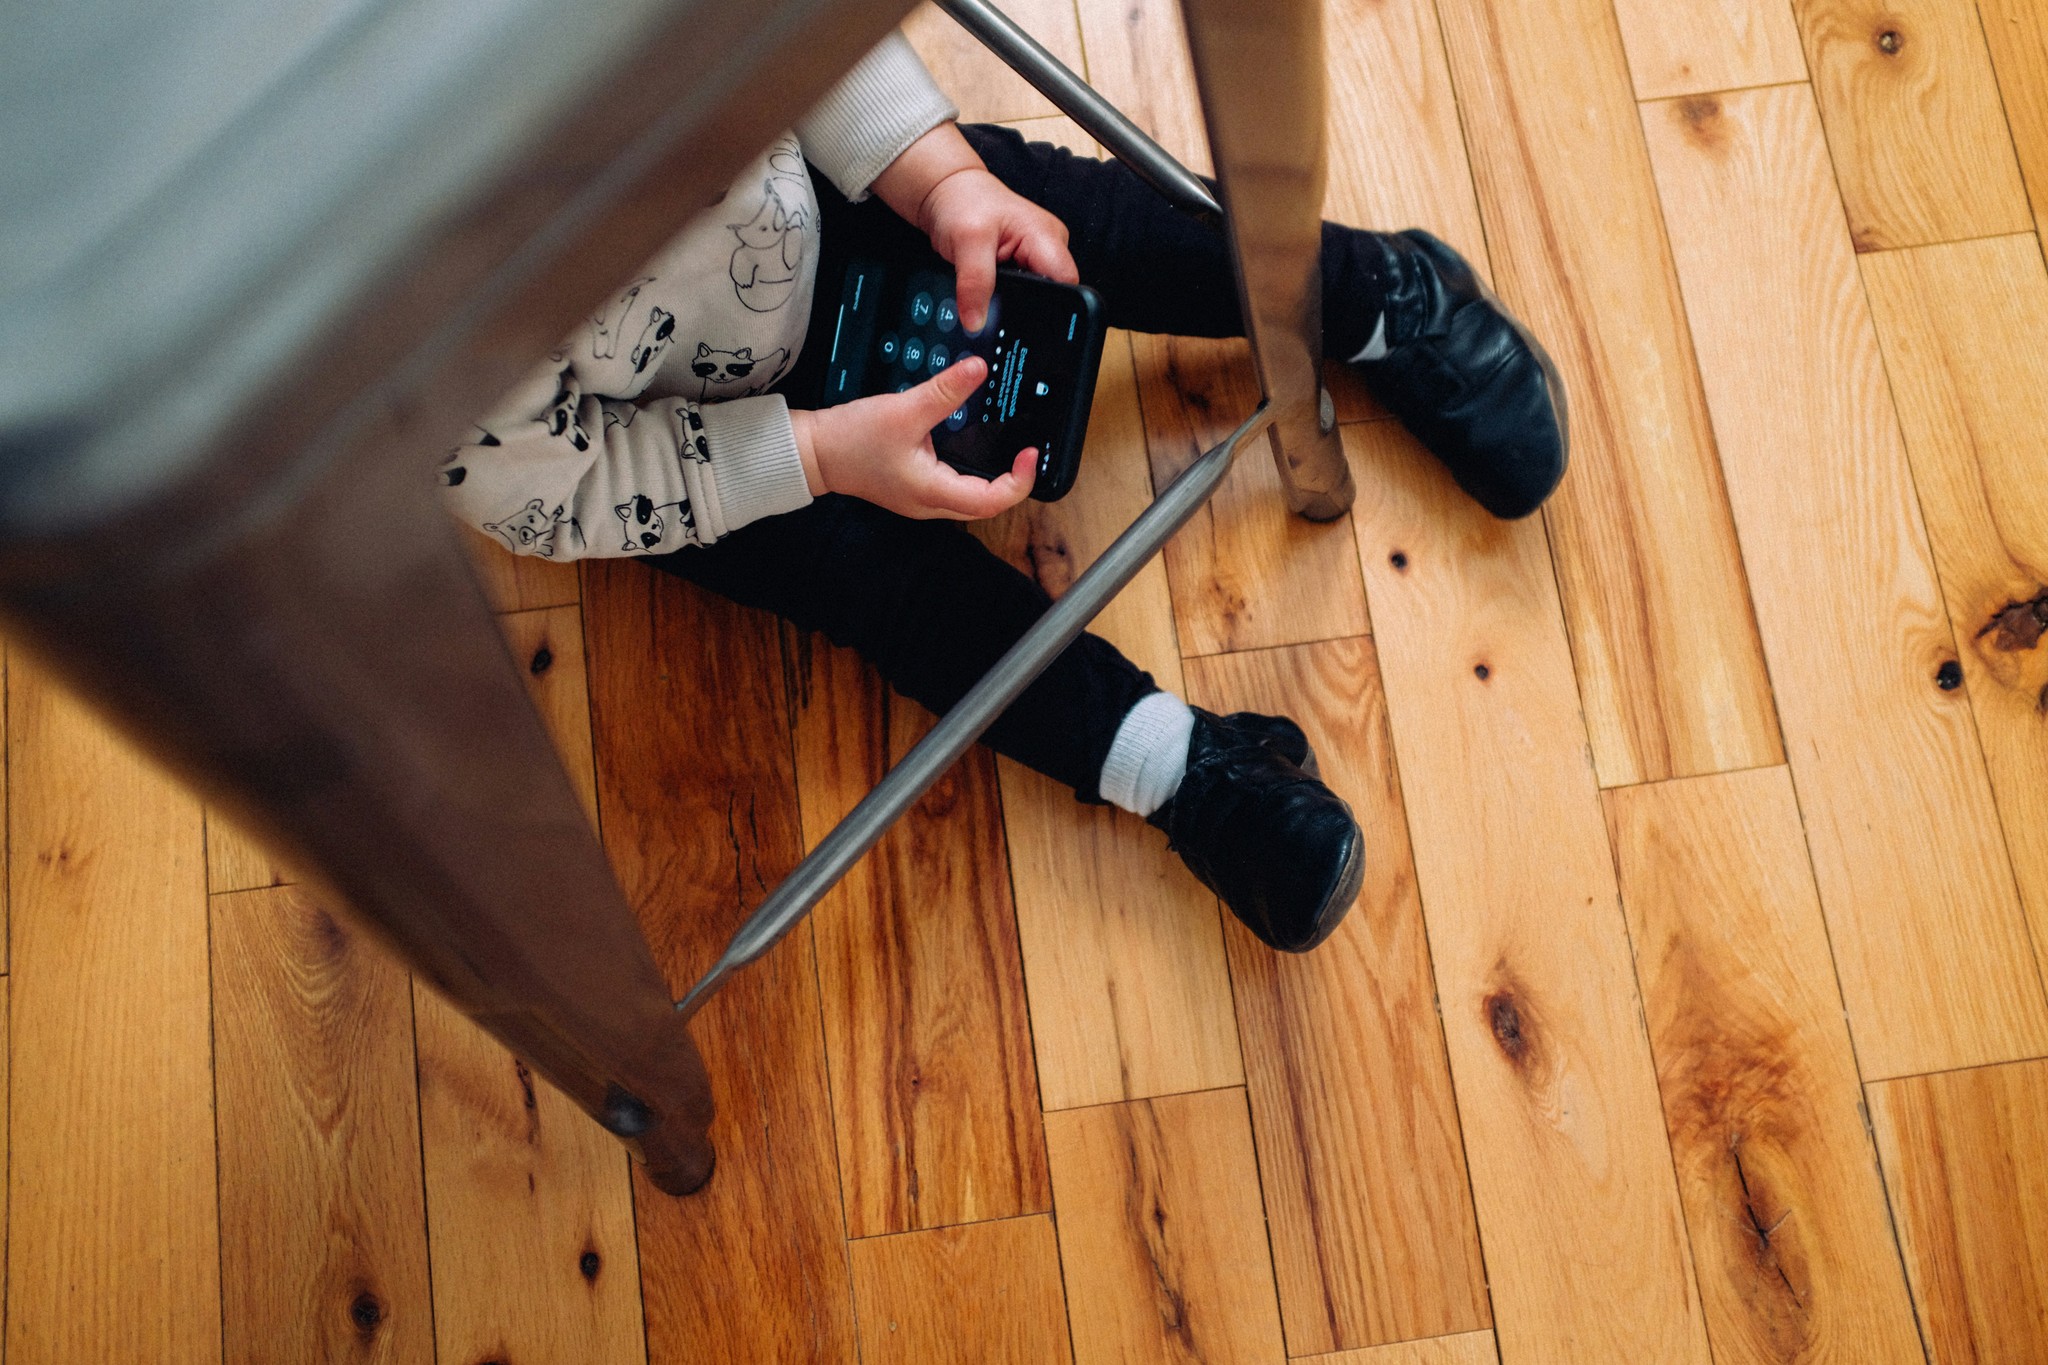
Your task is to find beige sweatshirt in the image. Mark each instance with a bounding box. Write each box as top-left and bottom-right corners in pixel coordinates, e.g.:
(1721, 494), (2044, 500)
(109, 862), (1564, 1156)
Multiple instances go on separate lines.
(442, 34), (956, 561)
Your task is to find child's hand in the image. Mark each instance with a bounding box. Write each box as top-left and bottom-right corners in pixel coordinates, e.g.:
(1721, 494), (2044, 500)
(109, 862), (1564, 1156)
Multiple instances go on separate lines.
(871, 123), (1080, 332)
(918, 167), (1079, 332)
(792, 356), (1037, 520)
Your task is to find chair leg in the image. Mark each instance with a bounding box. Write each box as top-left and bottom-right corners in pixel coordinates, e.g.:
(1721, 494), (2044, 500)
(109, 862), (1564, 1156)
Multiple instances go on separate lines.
(1180, 0), (1355, 521)
(0, 421), (716, 1194)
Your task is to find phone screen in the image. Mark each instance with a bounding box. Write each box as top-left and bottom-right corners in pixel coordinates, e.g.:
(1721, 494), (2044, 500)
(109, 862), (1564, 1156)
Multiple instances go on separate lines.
(819, 258), (1104, 499)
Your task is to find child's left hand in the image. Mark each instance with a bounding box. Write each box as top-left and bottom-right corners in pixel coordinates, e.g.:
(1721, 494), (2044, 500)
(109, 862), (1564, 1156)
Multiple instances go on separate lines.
(872, 124), (1080, 333)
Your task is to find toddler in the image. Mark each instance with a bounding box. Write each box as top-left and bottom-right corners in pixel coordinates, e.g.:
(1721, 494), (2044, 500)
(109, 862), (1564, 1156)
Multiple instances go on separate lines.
(444, 35), (1566, 952)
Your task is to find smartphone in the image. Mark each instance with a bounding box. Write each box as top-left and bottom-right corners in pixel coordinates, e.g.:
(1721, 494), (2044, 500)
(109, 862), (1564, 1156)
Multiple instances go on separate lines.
(815, 257), (1107, 501)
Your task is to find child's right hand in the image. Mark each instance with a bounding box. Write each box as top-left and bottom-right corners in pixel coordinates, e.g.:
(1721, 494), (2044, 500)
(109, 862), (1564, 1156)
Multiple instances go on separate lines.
(792, 355), (1037, 520)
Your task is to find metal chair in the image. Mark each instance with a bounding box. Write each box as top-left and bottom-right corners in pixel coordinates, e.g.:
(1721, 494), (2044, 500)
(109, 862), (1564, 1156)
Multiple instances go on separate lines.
(0, 0), (1346, 1194)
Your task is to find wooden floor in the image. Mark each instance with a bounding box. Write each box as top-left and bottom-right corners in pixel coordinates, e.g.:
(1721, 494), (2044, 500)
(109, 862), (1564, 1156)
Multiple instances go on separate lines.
(8, 0), (2048, 1358)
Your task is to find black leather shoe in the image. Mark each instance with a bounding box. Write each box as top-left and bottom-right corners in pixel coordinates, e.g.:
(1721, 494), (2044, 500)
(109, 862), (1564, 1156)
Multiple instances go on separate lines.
(1217, 710), (1316, 776)
(1346, 229), (1569, 519)
(1148, 709), (1363, 952)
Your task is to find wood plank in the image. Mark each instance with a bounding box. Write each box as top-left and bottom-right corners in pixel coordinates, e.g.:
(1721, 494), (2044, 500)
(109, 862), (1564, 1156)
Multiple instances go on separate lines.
(581, 559), (857, 1364)
(200, 603), (586, 896)
(1604, 766), (1923, 1365)
(974, 334), (1244, 1112)
(789, 631), (1050, 1237)
(1073, 0), (1209, 176)
(1130, 333), (1372, 656)
(848, 1216), (1074, 1364)
(211, 884), (434, 1365)
(0, 978), (8, 1362)
(1868, 1058), (2048, 1363)
(1344, 418), (1713, 1364)
(410, 594), (645, 1365)
(1080, 0), (1370, 657)
(5, 664), (220, 1365)
(1046, 1088), (1287, 1363)
(1641, 83), (2048, 1077)
(1184, 639), (1488, 1354)
(1860, 234), (2048, 989)
(496, 603), (601, 823)
(205, 810), (293, 893)
(412, 987), (648, 1365)
(1609, 0), (1806, 100)
(1299, 1331), (1500, 1365)
(904, 0), (1087, 125)
(1980, 0), (2048, 239)
(466, 525), (582, 613)
(1793, 0), (2033, 250)
(1316, 0), (1496, 426)
(1435, 0), (1783, 788)
(1, 646), (7, 965)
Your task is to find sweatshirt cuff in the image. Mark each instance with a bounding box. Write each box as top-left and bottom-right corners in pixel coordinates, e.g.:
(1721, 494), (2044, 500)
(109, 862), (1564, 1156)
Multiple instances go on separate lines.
(796, 32), (958, 202)
(698, 395), (813, 535)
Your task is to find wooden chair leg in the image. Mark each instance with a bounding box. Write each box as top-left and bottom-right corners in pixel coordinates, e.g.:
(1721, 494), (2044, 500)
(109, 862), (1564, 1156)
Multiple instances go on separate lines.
(0, 422), (715, 1193)
(1181, 0), (1355, 521)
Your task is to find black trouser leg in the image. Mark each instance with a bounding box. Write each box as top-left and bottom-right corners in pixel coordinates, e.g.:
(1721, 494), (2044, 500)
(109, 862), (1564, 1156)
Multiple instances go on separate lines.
(958, 122), (1390, 360)
(643, 495), (1155, 802)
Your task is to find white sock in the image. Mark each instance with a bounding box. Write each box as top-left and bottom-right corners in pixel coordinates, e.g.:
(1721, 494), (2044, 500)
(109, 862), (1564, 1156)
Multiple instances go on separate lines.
(1098, 691), (1196, 818)
(1347, 312), (1390, 363)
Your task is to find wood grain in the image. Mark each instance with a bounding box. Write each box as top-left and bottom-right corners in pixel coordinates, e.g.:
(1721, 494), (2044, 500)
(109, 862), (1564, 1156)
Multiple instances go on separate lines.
(789, 630), (1050, 1237)
(1980, 0), (2048, 238)
(1298, 1331), (1499, 1365)
(1072, 0), (1209, 175)
(412, 986), (648, 1365)
(1868, 1058), (2048, 1363)
(1046, 1088), (1287, 1363)
(1605, 766), (1923, 1365)
(1345, 419), (1712, 1364)
(1184, 639), (1488, 1354)
(582, 559), (857, 1364)
(206, 810), (294, 893)
(1435, 0), (1783, 789)
(903, 0), (1087, 125)
(201, 603), (586, 896)
(1861, 234), (2048, 991)
(5, 664), (220, 1365)
(211, 884), (434, 1365)
(1315, 0), (1495, 426)
(1131, 333), (1372, 655)
(848, 1216), (1074, 1364)
(1081, 0), (1371, 656)
(465, 525), (582, 613)
(975, 333), (1244, 1111)
(1610, 0), (1806, 100)
(1793, 0), (2033, 250)
(1642, 84), (2048, 1077)
(497, 603), (602, 823)
(409, 596), (644, 1365)
(0, 978), (8, 1358)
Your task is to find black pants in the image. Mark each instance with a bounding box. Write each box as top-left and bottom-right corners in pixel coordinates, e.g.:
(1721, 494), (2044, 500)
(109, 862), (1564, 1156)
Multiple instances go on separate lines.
(649, 125), (1376, 801)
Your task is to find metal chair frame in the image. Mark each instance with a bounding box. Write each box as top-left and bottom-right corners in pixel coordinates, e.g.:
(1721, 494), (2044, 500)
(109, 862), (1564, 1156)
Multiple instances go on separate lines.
(0, 0), (1347, 1193)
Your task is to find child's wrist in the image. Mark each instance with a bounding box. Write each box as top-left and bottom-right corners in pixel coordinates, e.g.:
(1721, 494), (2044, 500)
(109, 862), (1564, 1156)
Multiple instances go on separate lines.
(871, 122), (984, 227)
(791, 409), (828, 497)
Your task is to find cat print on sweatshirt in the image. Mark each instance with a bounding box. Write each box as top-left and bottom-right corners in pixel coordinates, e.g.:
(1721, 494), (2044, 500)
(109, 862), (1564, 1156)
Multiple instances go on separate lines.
(728, 178), (808, 313)
(689, 343), (788, 401)
(591, 277), (654, 360)
(629, 307), (676, 375)
(538, 368), (591, 451)
(486, 499), (583, 558)
(615, 493), (695, 552)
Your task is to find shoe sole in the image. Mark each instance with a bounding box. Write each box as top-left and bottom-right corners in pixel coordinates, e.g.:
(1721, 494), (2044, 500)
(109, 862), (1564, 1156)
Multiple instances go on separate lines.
(1284, 822), (1365, 954)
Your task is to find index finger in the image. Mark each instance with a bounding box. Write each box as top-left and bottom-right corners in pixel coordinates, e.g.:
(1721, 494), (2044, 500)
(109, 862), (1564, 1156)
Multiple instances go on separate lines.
(950, 229), (999, 334)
